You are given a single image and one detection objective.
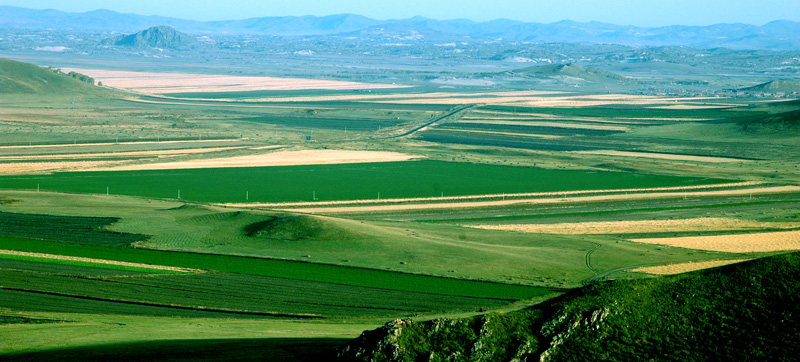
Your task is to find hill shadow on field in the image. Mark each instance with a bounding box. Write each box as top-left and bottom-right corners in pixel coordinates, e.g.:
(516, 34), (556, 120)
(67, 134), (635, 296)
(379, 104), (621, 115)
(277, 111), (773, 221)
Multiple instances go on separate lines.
(1, 338), (349, 362)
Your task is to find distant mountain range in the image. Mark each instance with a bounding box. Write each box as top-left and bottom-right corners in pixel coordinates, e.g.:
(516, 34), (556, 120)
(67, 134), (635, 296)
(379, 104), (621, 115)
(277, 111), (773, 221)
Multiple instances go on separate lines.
(2, 6), (799, 50)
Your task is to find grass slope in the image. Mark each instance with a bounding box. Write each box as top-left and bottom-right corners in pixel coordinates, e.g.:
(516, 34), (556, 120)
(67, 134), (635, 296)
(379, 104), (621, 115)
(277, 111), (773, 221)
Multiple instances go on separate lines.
(340, 252), (800, 361)
(0, 58), (106, 95)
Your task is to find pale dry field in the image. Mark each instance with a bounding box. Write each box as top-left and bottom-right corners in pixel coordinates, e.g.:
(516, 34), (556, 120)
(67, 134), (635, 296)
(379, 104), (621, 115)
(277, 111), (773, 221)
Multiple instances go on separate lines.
(630, 259), (752, 275)
(276, 185), (799, 213)
(469, 218), (798, 235)
(468, 110), (706, 123)
(0, 139), (241, 150)
(0, 160), (119, 174)
(0, 249), (199, 273)
(232, 90), (560, 103)
(85, 149), (421, 171)
(575, 150), (747, 163)
(64, 68), (406, 94)
(630, 230), (800, 253)
(454, 119), (631, 131)
(232, 182), (792, 213)
(0, 147), (244, 161)
(376, 94), (719, 107)
(652, 104), (735, 110)
(461, 114), (646, 125)
(436, 128), (564, 139)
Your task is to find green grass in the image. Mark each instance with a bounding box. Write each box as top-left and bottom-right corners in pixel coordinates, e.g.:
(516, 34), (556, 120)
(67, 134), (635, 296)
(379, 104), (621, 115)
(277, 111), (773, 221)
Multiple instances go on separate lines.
(1, 338), (350, 362)
(0, 236), (553, 300)
(0, 160), (732, 203)
(342, 252), (800, 362)
(0, 211), (147, 246)
(0, 253), (181, 274)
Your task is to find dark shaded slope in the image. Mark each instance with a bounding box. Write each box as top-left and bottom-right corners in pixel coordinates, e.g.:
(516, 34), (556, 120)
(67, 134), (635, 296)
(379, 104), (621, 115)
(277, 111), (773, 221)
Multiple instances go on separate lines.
(340, 252), (800, 361)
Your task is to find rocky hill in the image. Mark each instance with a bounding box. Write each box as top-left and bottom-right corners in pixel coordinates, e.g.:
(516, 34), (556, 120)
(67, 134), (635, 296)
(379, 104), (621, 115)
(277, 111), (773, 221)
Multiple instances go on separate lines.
(100, 25), (201, 50)
(339, 252), (800, 361)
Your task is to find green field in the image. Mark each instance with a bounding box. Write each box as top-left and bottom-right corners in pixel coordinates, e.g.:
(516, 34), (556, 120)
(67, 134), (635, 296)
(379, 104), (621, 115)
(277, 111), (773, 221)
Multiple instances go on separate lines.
(0, 160), (732, 203)
(0, 236), (553, 300)
(3, 55), (800, 360)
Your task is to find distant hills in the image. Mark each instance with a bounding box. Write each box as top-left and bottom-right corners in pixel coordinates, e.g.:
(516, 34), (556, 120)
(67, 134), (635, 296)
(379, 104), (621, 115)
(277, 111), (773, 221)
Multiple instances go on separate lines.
(1, 6), (799, 50)
(100, 26), (200, 50)
(507, 63), (634, 84)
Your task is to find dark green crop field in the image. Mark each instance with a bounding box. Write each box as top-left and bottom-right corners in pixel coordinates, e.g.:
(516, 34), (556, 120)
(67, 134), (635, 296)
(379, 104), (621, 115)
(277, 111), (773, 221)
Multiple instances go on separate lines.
(0, 236), (553, 300)
(0, 160), (731, 203)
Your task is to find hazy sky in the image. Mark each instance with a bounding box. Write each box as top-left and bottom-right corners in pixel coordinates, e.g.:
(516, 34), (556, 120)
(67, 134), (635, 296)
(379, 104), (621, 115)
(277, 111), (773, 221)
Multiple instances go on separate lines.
(1, 0), (798, 26)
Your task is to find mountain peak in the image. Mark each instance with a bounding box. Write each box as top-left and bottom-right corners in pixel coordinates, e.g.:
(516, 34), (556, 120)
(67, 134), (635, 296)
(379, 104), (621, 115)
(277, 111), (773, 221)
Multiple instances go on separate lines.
(101, 25), (200, 50)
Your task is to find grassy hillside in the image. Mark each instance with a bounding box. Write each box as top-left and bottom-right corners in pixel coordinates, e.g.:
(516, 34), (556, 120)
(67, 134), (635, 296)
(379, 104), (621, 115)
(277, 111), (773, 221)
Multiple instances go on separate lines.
(340, 252), (800, 361)
(511, 64), (634, 84)
(739, 80), (800, 94)
(0, 58), (108, 95)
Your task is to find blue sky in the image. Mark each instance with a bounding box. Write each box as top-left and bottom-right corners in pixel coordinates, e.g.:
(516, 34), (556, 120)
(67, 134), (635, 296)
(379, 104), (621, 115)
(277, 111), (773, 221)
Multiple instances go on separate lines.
(1, 0), (798, 26)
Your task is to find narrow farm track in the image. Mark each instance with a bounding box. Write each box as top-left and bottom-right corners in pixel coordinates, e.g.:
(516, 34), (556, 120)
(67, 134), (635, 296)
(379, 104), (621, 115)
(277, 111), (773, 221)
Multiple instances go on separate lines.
(585, 243), (601, 274)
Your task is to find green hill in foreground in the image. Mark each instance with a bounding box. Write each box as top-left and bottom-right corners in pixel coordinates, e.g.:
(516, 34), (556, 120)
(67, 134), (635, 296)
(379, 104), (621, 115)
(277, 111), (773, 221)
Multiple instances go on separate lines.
(339, 252), (800, 362)
(0, 58), (106, 94)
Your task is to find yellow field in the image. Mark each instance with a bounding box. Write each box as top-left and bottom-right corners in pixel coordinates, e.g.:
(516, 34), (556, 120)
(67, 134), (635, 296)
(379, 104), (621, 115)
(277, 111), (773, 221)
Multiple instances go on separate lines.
(630, 230), (800, 253)
(630, 259), (751, 275)
(470, 218), (798, 235)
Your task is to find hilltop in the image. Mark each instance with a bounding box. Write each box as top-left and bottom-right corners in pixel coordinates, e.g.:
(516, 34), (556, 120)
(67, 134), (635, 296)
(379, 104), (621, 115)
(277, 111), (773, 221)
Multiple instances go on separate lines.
(100, 25), (201, 50)
(339, 252), (800, 361)
(739, 80), (800, 95)
(509, 63), (634, 84)
(0, 58), (106, 94)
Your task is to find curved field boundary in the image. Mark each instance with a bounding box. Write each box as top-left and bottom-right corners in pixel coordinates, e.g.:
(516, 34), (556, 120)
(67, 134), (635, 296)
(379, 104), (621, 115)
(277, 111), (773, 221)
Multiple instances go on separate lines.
(268, 185), (800, 214)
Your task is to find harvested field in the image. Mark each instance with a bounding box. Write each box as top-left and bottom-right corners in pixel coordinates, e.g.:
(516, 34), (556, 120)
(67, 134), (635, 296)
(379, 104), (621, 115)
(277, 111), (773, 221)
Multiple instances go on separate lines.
(630, 230), (800, 253)
(469, 218), (799, 235)
(652, 104), (735, 110)
(454, 120), (631, 131)
(575, 150), (747, 163)
(64, 68), (405, 94)
(0, 139), (241, 150)
(229, 90), (559, 103)
(272, 185), (799, 214)
(0, 147), (245, 161)
(0, 160), (119, 174)
(436, 128), (564, 139)
(461, 115), (645, 125)
(630, 259), (751, 275)
(378, 95), (718, 107)
(0, 249), (198, 273)
(84, 150), (421, 171)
